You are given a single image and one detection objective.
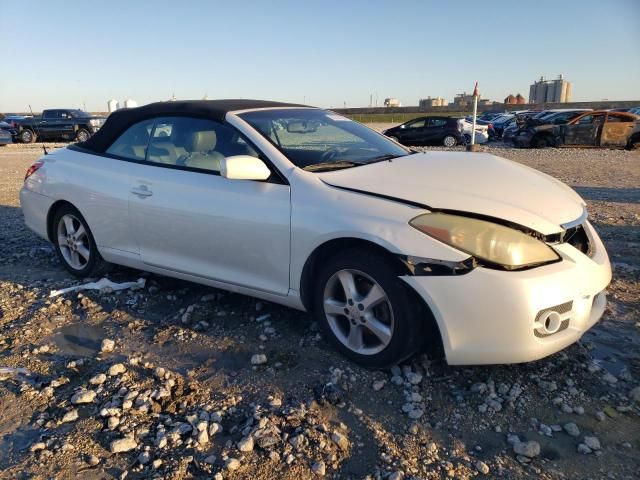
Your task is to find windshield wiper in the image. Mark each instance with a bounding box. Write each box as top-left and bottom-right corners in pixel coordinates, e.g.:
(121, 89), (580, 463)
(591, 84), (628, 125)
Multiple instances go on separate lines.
(303, 161), (365, 172)
(366, 153), (406, 163)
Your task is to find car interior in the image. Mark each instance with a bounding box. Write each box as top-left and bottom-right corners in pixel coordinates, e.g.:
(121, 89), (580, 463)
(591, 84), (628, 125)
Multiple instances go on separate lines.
(106, 117), (258, 172)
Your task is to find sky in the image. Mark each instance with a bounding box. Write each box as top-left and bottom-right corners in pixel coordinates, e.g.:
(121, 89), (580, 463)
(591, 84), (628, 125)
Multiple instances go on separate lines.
(1, 0), (639, 112)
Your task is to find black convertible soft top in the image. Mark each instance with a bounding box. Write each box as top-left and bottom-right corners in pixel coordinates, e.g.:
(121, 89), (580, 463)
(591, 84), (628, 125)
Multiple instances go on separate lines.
(79, 99), (309, 153)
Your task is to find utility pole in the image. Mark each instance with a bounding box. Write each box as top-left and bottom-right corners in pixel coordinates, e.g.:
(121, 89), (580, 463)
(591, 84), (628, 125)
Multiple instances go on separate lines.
(467, 82), (480, 152)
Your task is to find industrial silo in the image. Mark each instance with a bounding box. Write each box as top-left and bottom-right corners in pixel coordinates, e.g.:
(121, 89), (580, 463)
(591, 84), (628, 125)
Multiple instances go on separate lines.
(107, 99), (119, 113)
(124, 99), (138, 109)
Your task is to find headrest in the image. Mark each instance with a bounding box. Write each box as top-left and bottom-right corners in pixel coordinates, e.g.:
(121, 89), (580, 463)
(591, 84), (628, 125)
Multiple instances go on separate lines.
(185, 130), (216, 152)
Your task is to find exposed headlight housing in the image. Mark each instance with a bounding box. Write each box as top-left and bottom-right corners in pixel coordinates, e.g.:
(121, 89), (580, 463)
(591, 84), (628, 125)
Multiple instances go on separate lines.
(89, 119), (102, 127)
(409, 213), (560, 270)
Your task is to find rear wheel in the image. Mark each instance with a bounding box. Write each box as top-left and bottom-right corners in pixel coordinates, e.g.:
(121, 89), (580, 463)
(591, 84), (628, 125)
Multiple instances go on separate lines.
(443, 135), (457, 147)
(53, 204), (110, 277)
(313, 249), (423, 368)
(20, 129), (36, 144)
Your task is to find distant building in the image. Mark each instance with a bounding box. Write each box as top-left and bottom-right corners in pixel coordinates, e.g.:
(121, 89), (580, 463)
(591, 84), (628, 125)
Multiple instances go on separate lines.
(529, 75), (572, 103)
(504, 93), (526, 105)
(452, 92), (475, 108)
(419, 96), (448, 108)
(384, 98), (401, 107)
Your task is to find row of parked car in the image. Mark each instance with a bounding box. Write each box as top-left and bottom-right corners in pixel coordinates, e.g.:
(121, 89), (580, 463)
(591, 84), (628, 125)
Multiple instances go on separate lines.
(382, 106), (640, 149)
(0, 109), (106, 146)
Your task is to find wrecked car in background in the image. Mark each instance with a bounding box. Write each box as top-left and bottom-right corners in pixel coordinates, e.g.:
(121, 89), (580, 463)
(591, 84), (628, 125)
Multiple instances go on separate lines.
(513, 110), (640, 149)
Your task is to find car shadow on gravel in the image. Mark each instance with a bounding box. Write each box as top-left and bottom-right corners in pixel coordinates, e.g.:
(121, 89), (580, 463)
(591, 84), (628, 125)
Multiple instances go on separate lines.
(573, 187), (640, 204)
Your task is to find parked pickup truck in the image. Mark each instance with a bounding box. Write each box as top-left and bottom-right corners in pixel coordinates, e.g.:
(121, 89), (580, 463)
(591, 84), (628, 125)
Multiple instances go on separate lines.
(14, 109), (106, 144)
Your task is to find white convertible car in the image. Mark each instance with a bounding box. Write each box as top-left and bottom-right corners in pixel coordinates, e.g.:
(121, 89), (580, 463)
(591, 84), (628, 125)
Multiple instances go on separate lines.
(20, 100), (611, 367)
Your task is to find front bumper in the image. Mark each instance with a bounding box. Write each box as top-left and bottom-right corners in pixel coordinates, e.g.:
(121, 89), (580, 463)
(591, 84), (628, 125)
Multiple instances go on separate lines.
(402, 221), (611, 365)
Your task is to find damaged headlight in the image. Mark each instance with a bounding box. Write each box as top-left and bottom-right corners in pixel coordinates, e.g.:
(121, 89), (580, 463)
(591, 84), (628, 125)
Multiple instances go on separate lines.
(409, 213), (560, 270)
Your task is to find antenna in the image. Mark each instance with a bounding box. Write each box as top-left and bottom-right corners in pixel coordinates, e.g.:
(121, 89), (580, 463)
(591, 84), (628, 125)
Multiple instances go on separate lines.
(28, 105), (48, 155)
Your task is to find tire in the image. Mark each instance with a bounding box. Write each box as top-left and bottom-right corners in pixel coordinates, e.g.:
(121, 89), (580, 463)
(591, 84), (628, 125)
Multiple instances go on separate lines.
(76, 128), (90, 143)
(313, 248), (424, 368)
(443, 135), (457, 147)
(627, 135), (640, 150)
(52, 204), (111, 278)
(532, 135), (552, 148)
(20, 129), (36, 144)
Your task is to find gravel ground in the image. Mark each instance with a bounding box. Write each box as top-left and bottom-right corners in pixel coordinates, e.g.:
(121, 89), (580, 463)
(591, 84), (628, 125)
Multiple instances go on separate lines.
(0, 142), (638, 480)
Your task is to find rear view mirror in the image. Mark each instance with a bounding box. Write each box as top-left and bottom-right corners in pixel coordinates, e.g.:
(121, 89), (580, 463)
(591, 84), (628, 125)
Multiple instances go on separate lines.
(221, 155), (271, 181)
(286, 120), (319, 133)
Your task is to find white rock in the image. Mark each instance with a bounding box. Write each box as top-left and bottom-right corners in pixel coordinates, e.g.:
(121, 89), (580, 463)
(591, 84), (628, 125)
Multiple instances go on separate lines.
(475, 461), (490, 474)
(372, 380), (386, 391)
(406, 372), (422, 385)
(209, 422), (222, 436)
(108, 363), (127, 376)
(577, 443), (592, 454)
(331, 431), (349, 451)
(71, 390), (96, 404)
(89, 373), (107, 385)
(513, 440), (540, 458)
(108, 417), (120, 429)
(311, 460), (326, 476)
(251, 354), (267, 365)
(563, 422), (580, 437)
(61, 409), (78, 423)
(197, 429), (209, 445)
(226, 457), (241, 471)
(584, 436), (601, 450)
(238, 435), (254, 452)
(101, 339), (115, 353)
(110, 437), (138, 453)
(630, 386), (640, 403)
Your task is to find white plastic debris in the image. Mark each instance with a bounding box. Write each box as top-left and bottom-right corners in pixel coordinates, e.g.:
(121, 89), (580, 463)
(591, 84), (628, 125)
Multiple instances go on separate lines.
(49, 278), (146, 297)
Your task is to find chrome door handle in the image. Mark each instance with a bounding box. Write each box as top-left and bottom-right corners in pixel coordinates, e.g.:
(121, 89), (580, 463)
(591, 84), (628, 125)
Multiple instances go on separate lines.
(131, 186), (153, 197)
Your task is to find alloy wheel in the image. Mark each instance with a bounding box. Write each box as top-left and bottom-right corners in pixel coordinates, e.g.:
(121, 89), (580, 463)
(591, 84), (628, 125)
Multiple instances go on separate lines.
(323, 269), (394, 355)
(443, 135), (456, 147)
(57, 214), (91, 270)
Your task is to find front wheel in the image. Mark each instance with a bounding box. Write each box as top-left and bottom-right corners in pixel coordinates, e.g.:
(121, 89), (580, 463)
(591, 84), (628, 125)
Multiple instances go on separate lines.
(76, 129), (90, 143)
(443, 135), (457, 147)
(53, 204), (110, 277)
(313, 249), (423, 368)
(532, 134), (553, 148)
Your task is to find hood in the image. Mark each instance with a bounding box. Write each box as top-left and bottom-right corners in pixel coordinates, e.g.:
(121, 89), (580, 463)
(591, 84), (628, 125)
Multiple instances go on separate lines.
(318, 152), (585, 235)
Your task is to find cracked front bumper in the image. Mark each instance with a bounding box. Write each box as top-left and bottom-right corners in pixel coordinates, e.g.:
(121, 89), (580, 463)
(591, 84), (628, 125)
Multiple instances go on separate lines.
(402, 221), (611, 365)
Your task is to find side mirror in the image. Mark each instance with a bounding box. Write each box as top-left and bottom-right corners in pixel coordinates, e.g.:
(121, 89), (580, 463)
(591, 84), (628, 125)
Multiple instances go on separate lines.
(220, 155), (271, 181)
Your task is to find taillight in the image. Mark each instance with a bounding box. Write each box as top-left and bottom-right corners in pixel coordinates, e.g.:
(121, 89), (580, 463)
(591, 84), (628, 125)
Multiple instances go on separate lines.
(25, 161), (44, 181)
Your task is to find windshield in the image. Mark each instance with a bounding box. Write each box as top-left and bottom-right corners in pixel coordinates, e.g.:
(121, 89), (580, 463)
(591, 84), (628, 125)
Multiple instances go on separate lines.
(239, 109), (409, 171)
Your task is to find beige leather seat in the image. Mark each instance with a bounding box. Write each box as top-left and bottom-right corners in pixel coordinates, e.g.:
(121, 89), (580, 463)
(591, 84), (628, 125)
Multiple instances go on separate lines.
(182, 130), (224, 172)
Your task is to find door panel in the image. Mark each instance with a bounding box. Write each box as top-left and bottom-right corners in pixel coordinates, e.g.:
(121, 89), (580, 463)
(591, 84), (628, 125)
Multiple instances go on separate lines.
(561, 114), (605, 146)
(128, 164), (291, 295)
(399, 119), (427, 145)
(600, 117), (635, 147)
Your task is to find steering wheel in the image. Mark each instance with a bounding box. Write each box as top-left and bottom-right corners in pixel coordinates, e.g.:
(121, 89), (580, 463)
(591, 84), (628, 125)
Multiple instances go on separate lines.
(321, 147), (342, 162)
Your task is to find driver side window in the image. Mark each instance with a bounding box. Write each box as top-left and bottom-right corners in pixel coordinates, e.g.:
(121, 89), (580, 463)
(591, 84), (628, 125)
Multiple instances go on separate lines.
(406, 119), (426, 129)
